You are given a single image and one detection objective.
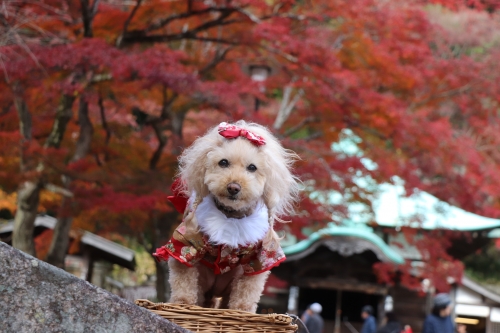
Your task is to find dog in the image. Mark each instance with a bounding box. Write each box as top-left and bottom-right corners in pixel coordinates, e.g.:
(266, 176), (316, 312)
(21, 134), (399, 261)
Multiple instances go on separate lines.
(154, 120), (300, 313)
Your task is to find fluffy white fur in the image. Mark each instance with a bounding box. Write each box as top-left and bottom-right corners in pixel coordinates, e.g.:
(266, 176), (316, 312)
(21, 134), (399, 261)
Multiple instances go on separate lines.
(196, 195), (269, 247)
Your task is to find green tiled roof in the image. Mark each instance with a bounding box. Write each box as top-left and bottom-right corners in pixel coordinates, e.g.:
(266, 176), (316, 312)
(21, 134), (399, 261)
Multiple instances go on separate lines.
(283, 222), (405, 264)
(371, 184), (500, 231)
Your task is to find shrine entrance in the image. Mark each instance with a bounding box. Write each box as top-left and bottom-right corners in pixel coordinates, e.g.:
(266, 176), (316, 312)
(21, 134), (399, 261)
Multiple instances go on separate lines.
(272, 225), (408, 333)
(297, 287), (381, 333)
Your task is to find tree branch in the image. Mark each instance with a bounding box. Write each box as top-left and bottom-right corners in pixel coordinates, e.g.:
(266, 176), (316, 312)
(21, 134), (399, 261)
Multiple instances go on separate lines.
(45, 94), (76, 149)
(125, 33), (239, 45)
(0, 102), (13, 116)
(80, 0), (100, 38)
(188, 11), (235, 34)
(305, 132), (323, 141)
(98, 96), (111, 161)
(145, 7), (235, 33)
(12, 82), (32, 142)
(116, 0), (142, 47)
(90, 0), (100, 18)
(138, 232), (154, 255)
(199, 47), (231, 77)
(283, 116), (319, 137)
(409, 83), (473, 111)
(121, 11), (239, 45)
(45, 183), (74, 197)
(123, 0), (143, 33)
(98, 96), (111, 143)
(160, 89), (178, 119)
(274, 84), (303, 130)
(149, 122), (167, 171)
(72, 98), (94, 162)
(148, 88), (184, 169)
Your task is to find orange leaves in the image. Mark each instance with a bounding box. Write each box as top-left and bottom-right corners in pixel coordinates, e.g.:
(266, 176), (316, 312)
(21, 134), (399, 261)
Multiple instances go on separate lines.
(34, 229), (54, 261)
(93, 5), (129, 39)
(0, 190), (17, 213)
(0, 189), (62, 217)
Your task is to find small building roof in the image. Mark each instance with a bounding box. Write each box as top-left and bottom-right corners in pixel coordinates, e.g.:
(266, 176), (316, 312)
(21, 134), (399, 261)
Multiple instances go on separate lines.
(0, 215), (136, 270)
(0, 214), (56, 233)
(462, 276), (500, 305)
(283, 222), (405, 264)
(372, 184), (500, 231)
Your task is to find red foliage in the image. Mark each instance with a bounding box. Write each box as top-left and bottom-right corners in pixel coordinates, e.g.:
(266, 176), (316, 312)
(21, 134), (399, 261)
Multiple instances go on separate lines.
(374, 229), (465, 292)
(2, 0), (500, 287)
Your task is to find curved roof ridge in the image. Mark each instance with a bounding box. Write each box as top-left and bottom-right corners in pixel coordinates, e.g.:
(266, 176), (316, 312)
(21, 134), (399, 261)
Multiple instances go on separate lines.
(283, 223), (405, 264)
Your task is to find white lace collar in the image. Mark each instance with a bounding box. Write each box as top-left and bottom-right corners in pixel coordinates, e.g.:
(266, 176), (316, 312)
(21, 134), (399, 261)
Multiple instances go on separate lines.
(195, 195), (269, 248)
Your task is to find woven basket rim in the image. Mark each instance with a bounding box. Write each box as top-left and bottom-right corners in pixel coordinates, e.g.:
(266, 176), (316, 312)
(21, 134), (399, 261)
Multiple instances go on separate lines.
(135, 299), (298, 328)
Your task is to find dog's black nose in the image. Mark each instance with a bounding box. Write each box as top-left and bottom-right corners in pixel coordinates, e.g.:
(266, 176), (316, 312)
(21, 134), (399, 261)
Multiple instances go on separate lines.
(227, 183), (241, 196)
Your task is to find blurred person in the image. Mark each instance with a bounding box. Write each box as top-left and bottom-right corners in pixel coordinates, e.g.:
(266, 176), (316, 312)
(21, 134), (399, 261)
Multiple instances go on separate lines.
(422, 293), (454, 333)
(303, 303), (324, 333)
(457, 324), (467, 333)
(403, 325), (413, 333)
(361, 305), (377, 333)
(301, 307), (311, 322)
(377, 312), (401, 333)
(299, 306), (311, 333)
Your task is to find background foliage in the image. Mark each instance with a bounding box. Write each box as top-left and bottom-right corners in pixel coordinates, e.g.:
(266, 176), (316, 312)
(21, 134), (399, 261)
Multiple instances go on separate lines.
(2, 0), (500, 295)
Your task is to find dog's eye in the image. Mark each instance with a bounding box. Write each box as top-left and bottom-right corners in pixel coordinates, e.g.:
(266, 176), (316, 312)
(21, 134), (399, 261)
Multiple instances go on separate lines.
(218, 159), (230, 168)
(247, 164), (257, 172)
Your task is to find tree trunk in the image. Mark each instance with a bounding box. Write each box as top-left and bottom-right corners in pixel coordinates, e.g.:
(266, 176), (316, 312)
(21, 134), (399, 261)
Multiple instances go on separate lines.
(168, 109), (187, 155)
(152, 212), (167, 301)
(152, 210), (181, 301)
(46, 99), (93, 268)
(155, 260), (170, 302)
(12, 83), (32, 143)
(12, 180), (44, 256)
(47, 4), (97, 271)
(72, 99), (94, 162)
(80, 0), (100, 38)
(45, 195), (73, 268)
(11, 82), (39, 256)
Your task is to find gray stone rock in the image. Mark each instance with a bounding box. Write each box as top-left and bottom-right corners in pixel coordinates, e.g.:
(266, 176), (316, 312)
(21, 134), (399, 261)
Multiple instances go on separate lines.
(0, 242), (191, 333)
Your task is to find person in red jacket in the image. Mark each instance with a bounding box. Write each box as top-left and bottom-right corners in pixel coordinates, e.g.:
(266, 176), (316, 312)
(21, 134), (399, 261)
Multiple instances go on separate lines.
(403, 325), (413, 333)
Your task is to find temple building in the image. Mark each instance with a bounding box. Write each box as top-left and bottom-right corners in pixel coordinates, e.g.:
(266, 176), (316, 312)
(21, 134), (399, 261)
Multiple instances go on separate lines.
(260, 184), (500, 333)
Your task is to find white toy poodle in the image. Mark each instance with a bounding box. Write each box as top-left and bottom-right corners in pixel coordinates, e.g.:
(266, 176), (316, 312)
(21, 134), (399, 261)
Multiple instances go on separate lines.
(154, 120), (300, 313)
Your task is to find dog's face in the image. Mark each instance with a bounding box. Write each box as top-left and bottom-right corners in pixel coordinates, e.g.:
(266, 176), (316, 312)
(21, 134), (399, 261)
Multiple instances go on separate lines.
(204, 138), (268, 212)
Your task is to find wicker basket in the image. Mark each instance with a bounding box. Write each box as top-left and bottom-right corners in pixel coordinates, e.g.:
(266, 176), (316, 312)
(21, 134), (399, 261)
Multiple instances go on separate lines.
(135, 299), (298, 333)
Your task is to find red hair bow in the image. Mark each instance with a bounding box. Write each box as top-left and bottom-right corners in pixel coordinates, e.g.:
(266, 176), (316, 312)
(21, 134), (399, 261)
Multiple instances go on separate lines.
(218, 122), (266, 146)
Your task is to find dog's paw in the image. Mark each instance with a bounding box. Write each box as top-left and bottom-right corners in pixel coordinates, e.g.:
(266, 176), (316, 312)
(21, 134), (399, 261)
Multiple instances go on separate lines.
(229, 302), (256, 313)
(170, 296), (197, 305)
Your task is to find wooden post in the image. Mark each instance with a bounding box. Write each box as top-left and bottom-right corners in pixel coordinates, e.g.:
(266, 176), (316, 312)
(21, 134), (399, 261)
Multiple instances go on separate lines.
(83, 250), (94, 283)
(287, 286), (299, 315)
(334, 290), (342, 333)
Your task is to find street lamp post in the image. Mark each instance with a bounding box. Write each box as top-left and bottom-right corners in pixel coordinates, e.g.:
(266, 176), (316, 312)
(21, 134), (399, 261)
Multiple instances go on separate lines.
(248, 64), (271, 112)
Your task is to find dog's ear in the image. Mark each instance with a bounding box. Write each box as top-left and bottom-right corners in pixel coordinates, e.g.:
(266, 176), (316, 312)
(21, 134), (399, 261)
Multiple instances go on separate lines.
(262, 146), (300, 219)
(178, 127), (220, 198)
(255, 127), (300, 220)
